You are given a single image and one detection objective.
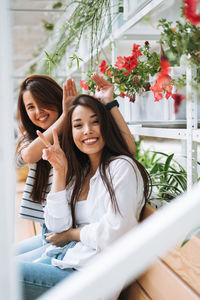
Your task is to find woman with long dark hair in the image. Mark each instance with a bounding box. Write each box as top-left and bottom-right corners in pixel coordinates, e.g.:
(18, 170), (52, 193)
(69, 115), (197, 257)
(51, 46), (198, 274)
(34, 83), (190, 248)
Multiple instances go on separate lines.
(16, 75), (77, 258)
(19, 75), (150, 300)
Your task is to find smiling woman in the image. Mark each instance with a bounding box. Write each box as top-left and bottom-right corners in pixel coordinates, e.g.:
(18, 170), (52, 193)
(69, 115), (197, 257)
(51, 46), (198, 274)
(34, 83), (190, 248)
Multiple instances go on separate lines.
(22, 90), (59, 130)
(72, 105), (105, 161)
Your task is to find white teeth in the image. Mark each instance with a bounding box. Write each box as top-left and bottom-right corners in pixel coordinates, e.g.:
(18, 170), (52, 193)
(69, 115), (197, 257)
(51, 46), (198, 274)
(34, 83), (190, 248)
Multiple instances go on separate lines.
(84, 138), (97, 144)
(38, 116), (48, 121)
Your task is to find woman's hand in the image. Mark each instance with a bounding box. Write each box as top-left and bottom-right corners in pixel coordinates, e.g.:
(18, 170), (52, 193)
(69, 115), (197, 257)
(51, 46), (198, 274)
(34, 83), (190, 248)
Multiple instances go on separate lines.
(37, 129), (68, 174)
(45, 228), (81, 247)
(91, 73), (114, 104)
(63, 78), (78, 114)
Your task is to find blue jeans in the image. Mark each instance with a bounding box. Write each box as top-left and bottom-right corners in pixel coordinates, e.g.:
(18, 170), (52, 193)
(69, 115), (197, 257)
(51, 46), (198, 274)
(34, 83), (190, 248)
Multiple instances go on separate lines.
(16, 225), (76, 300)
(15, 224), (49, 262)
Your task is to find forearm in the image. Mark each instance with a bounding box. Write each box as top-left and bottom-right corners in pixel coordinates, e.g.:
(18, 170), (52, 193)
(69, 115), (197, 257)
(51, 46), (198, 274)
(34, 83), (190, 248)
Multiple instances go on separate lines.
(110, 106), (136, 155)
(21, 113), (66, 163)
(51, 169), (67, 193)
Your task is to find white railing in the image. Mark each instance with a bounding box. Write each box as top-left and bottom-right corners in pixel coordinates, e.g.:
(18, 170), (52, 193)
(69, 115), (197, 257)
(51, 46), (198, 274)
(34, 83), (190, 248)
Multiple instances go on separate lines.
(39, 183), (200, 300)
(0, 0), (18, 299)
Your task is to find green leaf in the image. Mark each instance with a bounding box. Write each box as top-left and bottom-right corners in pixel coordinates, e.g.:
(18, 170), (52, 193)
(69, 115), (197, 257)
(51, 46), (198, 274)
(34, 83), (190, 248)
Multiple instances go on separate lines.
(181, 227), (200, 247)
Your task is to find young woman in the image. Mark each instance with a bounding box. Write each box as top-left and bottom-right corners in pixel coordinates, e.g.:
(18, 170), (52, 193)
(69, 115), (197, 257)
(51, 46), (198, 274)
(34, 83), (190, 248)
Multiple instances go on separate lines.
(18, 77), (150, 300)
(16, 75), (78, 259)
(16, 74), (136, 257)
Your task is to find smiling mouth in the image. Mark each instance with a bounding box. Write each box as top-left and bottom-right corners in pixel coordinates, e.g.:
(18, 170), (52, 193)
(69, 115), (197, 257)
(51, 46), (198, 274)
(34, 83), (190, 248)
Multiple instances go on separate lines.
(83, 138), (98, 145)
(38, 115), (48, 122)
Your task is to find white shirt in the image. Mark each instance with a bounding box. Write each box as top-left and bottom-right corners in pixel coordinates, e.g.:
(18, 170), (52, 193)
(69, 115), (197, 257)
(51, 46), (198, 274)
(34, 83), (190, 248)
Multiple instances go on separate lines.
(44, 155), (145, 270)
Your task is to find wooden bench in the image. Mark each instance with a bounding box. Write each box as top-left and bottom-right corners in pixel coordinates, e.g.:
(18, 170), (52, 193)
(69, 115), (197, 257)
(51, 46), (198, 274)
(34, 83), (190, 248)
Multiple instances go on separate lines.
(120, 204), (200, 300)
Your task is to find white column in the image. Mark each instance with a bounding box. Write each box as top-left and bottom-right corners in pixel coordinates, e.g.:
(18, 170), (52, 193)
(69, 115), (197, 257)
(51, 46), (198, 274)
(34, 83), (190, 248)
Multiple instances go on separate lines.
(0, 1), (19, 299)
(186, 61), (197, 190)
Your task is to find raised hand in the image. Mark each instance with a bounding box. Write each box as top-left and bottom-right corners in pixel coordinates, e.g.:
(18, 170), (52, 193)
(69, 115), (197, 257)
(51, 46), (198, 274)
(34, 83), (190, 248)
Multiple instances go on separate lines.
(63, 78), (78, 114)
(37, 128), (68, 174)
(91, 73), (114, 104)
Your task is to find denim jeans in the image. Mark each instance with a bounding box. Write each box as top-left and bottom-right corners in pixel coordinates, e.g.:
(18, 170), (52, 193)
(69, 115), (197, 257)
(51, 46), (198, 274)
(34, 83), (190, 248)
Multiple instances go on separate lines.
(15, 224), (49, 262)
(16, 225), (76, 300)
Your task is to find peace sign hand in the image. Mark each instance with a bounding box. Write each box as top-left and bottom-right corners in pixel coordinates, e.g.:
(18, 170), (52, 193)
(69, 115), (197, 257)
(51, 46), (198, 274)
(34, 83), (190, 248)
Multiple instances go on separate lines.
(37, 129), (68, 174)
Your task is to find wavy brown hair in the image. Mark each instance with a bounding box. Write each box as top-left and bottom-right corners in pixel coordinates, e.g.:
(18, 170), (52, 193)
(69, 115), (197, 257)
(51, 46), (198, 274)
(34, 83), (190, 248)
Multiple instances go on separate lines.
(62, 95), (151, 227)
(16, 75), (63, 203)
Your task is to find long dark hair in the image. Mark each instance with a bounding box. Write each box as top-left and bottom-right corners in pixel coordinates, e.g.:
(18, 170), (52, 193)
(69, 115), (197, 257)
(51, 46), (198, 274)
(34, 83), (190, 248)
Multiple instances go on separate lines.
(16, 75), (63, 203)
(62, 95), (151, 226)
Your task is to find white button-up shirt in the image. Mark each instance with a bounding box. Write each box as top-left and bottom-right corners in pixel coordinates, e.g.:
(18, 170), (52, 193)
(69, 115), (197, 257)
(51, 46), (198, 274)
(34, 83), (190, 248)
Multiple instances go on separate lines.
(44, 155), (145, 270)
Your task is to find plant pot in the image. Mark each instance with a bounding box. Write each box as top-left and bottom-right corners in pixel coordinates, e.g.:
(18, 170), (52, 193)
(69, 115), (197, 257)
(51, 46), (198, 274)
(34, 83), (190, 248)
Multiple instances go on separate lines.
(131, 91), (172, 121)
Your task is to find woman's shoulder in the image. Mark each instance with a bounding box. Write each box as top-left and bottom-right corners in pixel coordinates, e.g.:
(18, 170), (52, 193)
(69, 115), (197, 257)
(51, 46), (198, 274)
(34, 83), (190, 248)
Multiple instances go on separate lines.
(108, 155), (135, 171)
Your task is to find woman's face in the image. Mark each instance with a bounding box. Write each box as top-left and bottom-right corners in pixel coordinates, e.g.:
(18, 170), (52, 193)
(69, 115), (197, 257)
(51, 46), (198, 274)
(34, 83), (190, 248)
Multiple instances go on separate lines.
(23, 90), (59, 130)
(72, 105), (105, 159)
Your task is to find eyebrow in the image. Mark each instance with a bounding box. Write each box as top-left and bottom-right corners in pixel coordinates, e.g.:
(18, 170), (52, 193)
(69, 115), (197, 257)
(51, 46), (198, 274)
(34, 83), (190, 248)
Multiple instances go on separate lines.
(25, 102), (33, 107)
(72, 113), (97, 123)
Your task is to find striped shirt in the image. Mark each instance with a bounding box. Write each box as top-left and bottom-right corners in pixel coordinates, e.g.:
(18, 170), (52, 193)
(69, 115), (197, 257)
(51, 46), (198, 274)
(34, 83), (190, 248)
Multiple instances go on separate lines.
(16, 152), (53, 223)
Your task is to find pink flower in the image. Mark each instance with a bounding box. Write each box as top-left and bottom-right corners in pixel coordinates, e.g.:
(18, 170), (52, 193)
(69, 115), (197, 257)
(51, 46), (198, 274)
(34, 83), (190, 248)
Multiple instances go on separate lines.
(184, 0), (200, 26)
(80, 80), (89, 90)
(115, 56), (125, 70)
(172, 93), (186, 114)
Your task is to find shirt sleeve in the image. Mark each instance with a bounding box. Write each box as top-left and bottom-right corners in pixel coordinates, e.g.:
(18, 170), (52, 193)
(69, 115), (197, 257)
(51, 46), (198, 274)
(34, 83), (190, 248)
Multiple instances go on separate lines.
(80, 158), (144, 251)
(16, 151), (27, 168)
(44, 189), (72, 233)
(16, 139), (30, 168)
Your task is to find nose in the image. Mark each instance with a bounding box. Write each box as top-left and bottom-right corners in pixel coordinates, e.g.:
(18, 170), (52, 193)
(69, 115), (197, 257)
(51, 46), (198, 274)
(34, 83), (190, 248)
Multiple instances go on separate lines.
(35, 106), (44, 116)
(83, 124), (93, 135)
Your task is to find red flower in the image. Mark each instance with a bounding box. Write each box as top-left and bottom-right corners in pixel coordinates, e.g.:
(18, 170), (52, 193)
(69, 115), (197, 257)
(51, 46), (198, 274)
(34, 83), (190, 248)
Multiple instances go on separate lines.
(80, 80), (89, 90)
(172, 93), (186, 114)
(150, 56), (173, 101)
(123, 56), (138, 74)
(106, 69), (112, 77)
(184, 0), (200, 26)
(132, 44), (142, 59)
(165, 85), (173, 99)
(160, 56), (170, 75)
(129, 95), (135, 103)
(150, 84), (163, 101)
(119, 92), (125, 98)
(99, 60), (108, 73)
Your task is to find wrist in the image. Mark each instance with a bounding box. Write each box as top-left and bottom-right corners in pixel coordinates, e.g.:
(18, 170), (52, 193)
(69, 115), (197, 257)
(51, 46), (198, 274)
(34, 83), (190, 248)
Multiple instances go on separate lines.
(70, 228), (81, 242)
(103, 97), (114, 104)
(105, 100), (119, 111)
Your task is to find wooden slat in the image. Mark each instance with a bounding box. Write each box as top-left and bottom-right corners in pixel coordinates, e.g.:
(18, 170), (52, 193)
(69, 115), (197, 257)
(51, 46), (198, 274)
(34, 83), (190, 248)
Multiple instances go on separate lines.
(162, 235), (200, 296)
(138, 260), (200, 300)
(120, 282), (151, 300)
(142, 203), (155, 220)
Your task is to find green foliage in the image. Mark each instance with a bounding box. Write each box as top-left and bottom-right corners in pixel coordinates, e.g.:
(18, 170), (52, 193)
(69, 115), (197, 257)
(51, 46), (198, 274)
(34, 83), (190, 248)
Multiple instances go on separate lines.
(81, 42), (160, 99)
(158, 17), (200, 86)
(39, 0), (124, 74)
(42, 20), (54, 31)
(52, 1), (63, 9)
(181, 226), (200, 247)
(135, 140), (187, 201)
(69, 53), (83, 69)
